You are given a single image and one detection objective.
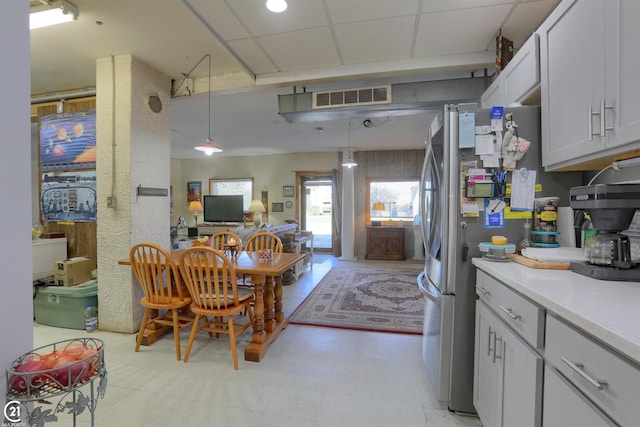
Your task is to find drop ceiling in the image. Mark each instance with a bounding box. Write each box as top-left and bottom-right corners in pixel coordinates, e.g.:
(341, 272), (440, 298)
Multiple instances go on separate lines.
(30, 0), (560, 159)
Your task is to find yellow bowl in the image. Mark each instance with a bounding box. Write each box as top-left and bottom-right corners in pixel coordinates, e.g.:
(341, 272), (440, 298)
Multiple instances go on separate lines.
(491, 236), (508, 245)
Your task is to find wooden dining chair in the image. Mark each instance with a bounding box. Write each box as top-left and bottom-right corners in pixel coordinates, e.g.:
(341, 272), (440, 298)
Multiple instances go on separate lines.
(179, 247), (255, 369)
(130, 243), (193, 361)
(243, 231), (284, 286)
(209, 231), (242, 252)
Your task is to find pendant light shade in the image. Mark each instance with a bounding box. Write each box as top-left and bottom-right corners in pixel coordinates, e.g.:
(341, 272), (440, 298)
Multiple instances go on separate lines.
(342, 120), (358, 168)
(195, 138), (223, 156)
(194, 54), (223, 155)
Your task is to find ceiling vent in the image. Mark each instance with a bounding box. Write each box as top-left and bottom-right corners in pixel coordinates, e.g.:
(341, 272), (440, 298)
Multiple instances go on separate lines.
(279, 77), (490, 123)
(312, 85), (391, 110)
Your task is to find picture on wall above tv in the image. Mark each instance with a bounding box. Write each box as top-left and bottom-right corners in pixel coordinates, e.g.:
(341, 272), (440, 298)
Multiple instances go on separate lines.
(203, 195), (244, 223)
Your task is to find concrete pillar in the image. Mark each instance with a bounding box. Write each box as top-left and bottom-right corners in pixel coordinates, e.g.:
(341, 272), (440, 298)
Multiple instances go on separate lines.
(96, 55), (171, 333)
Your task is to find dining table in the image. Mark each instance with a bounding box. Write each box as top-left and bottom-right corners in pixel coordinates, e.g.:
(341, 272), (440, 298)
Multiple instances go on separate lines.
(119, 249), (304, 362)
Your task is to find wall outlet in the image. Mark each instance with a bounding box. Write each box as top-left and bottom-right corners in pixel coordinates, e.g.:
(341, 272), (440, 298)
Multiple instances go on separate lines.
(107, 196), (116, 208)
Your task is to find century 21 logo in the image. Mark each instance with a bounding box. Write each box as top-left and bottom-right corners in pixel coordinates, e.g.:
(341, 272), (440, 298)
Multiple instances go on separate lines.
(3, 400), (23, 425)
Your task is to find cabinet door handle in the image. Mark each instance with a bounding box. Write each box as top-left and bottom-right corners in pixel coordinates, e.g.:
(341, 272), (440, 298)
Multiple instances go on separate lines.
(499, 305), (521, 320)
(493, 335), (502, 364)
(561, 357), (608, 390)
(600, 99), (614, 136)
(588, 106), (599, 141)
(488, 328), (494, 357)
(477, 286), (490, 295)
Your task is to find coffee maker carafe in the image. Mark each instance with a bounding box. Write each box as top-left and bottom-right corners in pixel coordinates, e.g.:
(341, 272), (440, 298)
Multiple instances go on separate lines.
(570, 183), (640, 281)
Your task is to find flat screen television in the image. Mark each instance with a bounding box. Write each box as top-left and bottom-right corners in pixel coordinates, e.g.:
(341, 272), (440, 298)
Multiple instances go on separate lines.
(203, 195), (244, 223)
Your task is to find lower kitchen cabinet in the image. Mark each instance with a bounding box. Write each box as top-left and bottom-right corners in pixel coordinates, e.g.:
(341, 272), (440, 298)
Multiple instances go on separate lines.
(543, 365), (617, 427)
(474, 300), (543, 427)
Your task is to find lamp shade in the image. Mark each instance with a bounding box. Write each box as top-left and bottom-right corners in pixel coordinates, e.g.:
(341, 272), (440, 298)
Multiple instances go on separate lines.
(188, 201), (203, 213)
(372, 202), (385, 211)
(248, 199), (266, 213)
(195, 138), (223, 156)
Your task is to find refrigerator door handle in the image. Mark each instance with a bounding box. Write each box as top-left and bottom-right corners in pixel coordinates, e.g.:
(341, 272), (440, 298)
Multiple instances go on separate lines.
(418, 272), (442, 304)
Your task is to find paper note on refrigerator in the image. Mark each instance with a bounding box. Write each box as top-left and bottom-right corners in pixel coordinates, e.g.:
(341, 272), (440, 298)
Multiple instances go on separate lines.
(459, 112), (475, 148)
(510, 168), (536, 210)
(475, 134), (495, 155)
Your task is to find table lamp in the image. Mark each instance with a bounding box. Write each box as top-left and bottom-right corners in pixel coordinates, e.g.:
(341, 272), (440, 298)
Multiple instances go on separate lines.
(188, 201), (203, 226)
(248, 199), (266, 228)
(372, 201), (385, 226)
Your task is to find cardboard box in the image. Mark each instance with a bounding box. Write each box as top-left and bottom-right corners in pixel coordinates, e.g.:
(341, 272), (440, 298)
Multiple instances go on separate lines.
(54, 256), (96, 287)
(34, 281), (98, 329)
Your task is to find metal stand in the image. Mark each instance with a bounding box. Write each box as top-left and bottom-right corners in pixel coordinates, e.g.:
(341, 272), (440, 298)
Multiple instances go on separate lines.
(5, 338), (107, 426)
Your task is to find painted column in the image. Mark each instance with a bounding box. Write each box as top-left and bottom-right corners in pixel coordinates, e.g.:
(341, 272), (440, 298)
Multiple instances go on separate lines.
(341, 149), (357, 260)
(96, 55), (172, 333)
(0, 0), (33, 389)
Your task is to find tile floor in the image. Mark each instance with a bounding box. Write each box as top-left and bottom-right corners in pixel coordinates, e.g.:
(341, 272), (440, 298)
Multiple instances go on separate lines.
(32, 257), (482, 426)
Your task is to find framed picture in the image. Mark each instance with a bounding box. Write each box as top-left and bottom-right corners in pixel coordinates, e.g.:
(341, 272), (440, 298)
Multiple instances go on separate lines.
(187, 181), (201, 202)
(283, 185), (294, 197)
(272, 202), (284, 212)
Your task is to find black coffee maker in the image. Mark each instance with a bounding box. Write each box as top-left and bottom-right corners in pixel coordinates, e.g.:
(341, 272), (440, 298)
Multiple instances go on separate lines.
(569, 183), (640, 281)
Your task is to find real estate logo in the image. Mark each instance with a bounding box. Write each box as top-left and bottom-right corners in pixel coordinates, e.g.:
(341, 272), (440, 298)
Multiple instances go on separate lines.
(3, 400), (26, 426)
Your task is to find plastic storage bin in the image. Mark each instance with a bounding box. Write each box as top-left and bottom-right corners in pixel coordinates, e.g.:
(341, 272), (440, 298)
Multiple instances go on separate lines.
(34, 282), (98, 330)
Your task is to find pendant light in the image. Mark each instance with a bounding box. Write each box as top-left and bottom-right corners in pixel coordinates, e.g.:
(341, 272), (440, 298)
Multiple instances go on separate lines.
(195, 54), (223, 156)
(342, 120), (358, 168)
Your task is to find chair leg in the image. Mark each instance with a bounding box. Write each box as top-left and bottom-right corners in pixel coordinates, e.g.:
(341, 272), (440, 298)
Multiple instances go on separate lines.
(135, 308), (151, 352)
(183, 313), (201, 363)
(227, 316), (238, 370)
(171, 308), (181, 361)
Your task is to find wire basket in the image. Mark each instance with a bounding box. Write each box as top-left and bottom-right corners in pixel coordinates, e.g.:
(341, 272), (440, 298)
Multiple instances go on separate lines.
(5, 338), (107, 426)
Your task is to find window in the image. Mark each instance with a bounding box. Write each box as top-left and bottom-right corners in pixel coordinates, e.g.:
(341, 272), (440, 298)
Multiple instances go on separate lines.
(208, 178), (254, 210)
(367, 177), (419, 224)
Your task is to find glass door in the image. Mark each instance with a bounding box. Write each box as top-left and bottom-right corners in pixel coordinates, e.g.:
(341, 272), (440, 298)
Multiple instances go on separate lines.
(299, 174), (333, 251)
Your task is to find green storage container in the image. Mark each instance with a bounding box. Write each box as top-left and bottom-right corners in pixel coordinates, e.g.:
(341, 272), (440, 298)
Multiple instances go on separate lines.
(34, 282), (98, 330)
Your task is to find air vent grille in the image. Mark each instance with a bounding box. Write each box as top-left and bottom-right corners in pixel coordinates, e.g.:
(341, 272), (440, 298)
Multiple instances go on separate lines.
(312, 85), (391, 109)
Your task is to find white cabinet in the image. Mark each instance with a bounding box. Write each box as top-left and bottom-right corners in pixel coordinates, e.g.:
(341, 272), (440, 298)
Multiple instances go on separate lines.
(545, 314), (640, 426)
(543, 365), (617, 426)
(481, 33), (540, 109)
(32, 237), (67, 280)
(540, 0), (640, 170)
(474, 271), (543, 427)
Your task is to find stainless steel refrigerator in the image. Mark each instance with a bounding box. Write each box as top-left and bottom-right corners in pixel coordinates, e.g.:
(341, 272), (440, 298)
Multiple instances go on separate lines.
(417, 104), (580, 414)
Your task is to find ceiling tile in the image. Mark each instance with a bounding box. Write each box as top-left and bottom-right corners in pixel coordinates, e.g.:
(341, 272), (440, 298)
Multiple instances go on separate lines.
(501, 0), (561, 47)
(335, 16), (416, 64)
(257, 27), (341, 71)
(228, 38), (279, 74)
(227, 0), (328, 37)
(326, 0), (420, 24)
(188, 0), (250, 40)
(422, 0), (516, 13)
(414, 4), (513, 57)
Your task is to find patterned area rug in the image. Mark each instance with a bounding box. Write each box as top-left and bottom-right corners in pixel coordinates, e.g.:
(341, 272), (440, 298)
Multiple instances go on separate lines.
(289, 267), (424, 334)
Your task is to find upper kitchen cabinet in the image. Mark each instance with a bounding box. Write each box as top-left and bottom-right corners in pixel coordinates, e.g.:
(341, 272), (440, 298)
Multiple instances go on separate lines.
(481, 33), (540, 109)
(540, 0), (640, 170)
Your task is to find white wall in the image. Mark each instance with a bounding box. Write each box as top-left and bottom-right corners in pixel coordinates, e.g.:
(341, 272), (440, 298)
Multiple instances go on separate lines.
(0, 0), (33, 397)
(171, 152), (340, 227)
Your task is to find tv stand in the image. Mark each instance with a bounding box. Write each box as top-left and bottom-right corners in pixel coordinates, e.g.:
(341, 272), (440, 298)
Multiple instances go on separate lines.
(197, 223), (244, 236)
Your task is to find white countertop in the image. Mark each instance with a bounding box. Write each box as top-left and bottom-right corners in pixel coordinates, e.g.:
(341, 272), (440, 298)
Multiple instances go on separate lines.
(472, 258), (640, 365)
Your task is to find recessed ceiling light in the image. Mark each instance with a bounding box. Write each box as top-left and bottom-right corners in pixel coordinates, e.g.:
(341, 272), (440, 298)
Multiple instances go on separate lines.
(266, 0), (287, 13)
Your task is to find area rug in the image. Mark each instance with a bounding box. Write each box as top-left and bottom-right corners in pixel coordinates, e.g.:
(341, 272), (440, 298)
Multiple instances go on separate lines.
(289, 267), (424, 334)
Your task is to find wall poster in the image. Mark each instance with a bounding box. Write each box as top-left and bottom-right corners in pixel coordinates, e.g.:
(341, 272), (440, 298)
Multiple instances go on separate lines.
(40, 110), (96, 171)
(41, 171), (97, 223)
